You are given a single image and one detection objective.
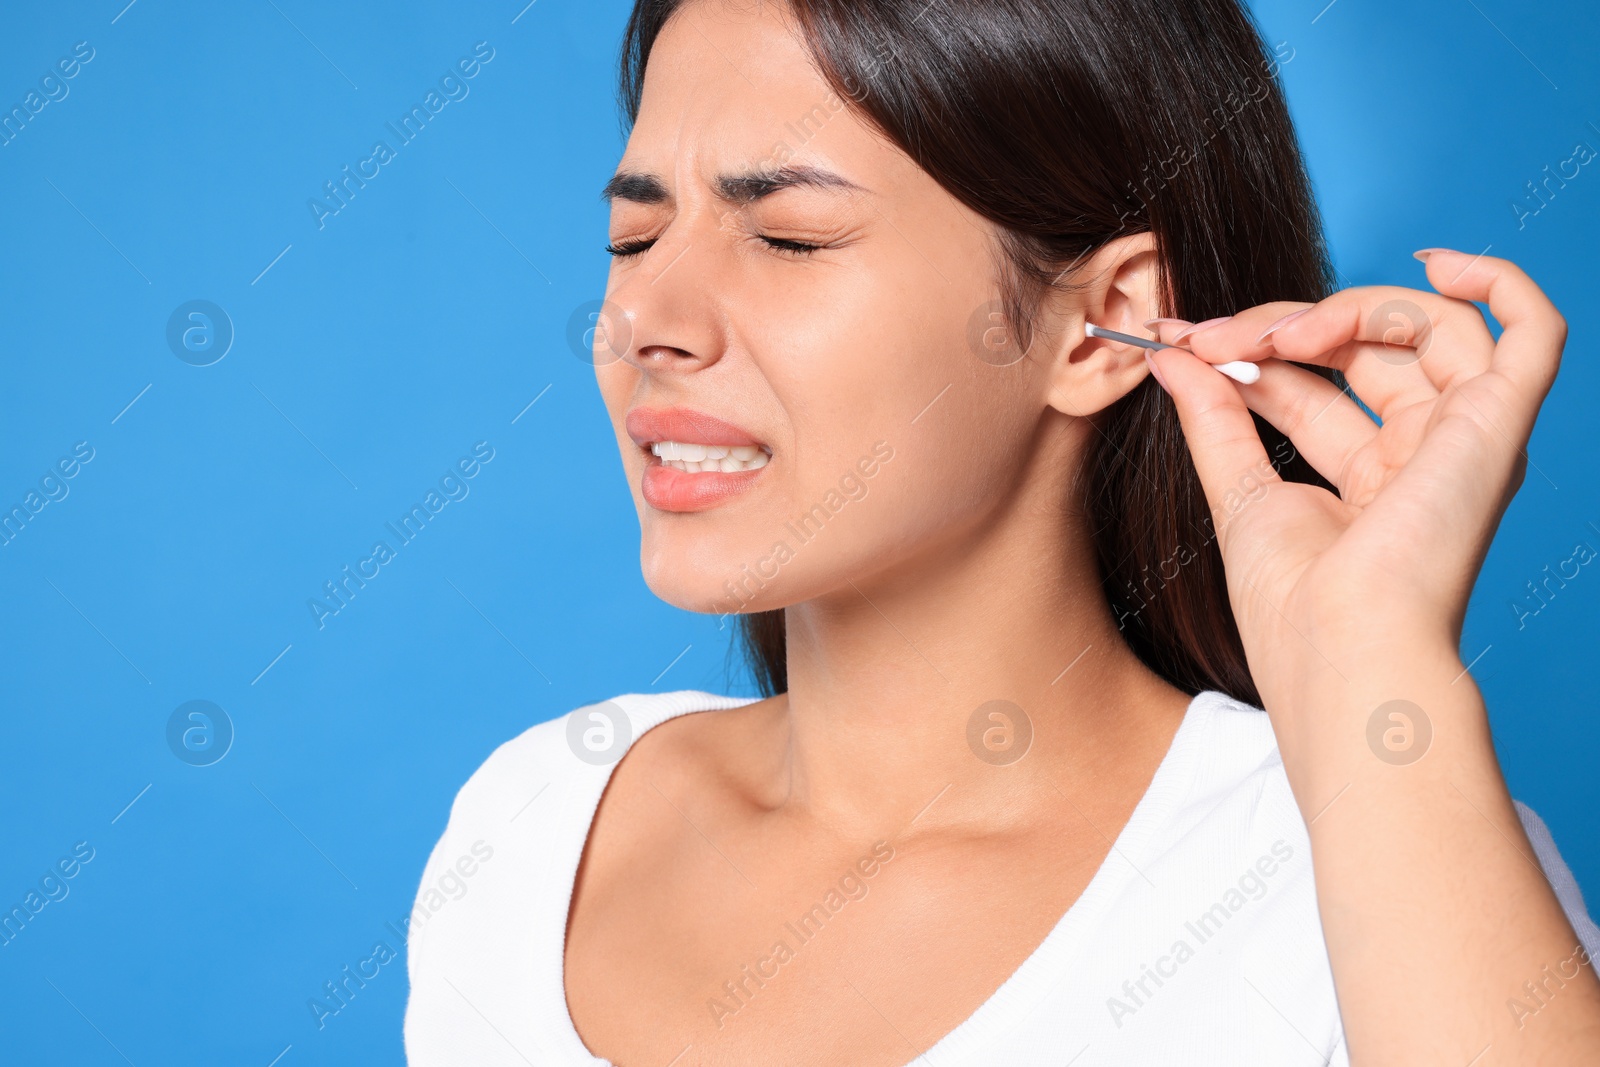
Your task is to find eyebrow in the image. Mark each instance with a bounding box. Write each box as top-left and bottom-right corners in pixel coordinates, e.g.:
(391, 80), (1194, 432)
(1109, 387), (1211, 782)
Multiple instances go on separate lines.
(600, 164), (866, 205)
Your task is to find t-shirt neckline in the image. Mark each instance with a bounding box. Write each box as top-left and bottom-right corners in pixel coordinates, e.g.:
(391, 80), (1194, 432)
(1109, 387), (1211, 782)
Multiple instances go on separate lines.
(537, 688), (1218, 1065)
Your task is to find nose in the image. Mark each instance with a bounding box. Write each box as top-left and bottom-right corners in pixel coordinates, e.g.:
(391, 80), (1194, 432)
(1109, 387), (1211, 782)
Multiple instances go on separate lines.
(602, 218), (728, 375)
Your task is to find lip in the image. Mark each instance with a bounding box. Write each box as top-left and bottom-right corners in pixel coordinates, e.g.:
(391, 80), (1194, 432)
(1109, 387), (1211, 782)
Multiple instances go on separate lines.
(625, 407), (768, 449)
(625, 406), (771, 513)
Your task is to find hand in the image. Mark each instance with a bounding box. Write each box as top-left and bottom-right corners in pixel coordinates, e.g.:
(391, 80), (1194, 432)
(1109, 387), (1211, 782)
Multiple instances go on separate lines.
(1143, 250), (1566, 723)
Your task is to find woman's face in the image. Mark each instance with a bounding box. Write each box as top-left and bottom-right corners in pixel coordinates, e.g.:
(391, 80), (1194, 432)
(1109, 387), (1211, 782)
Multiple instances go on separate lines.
(595, 0), (1088, 616)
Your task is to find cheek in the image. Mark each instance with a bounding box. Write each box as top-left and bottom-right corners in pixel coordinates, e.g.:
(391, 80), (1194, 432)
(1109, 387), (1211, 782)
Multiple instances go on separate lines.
(594, 363), (641, 450)
(639, 286), (1035, 611)
(756, 246), (992, 440)
(760, 258), (1030, 501)
(594, 365), (624, 413)
(777, 372), (1035, 575)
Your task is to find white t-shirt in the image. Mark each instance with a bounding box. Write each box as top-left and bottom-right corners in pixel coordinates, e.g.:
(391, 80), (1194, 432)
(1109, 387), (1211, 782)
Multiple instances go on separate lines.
(403, 689), (1599, 1065)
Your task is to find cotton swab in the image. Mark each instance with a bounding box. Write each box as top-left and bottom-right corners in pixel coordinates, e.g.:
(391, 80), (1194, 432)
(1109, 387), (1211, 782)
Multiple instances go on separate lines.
(1084, 322), (1261, 385)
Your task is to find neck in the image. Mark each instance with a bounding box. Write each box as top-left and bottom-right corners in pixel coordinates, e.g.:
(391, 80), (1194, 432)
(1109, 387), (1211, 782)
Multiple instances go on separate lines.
(775, 435), (1191, 837)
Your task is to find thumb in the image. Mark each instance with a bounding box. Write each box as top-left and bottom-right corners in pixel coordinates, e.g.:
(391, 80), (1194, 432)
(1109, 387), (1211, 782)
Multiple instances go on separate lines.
(1146, 345), (1279, 528)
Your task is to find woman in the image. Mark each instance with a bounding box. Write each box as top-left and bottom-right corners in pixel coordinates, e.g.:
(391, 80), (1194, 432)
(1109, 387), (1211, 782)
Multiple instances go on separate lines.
(404, 0), (1600, 1063)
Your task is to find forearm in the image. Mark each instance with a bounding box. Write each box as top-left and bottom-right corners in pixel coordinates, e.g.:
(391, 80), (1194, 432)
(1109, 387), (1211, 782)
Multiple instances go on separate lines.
(1267, 643), (1600, 1065)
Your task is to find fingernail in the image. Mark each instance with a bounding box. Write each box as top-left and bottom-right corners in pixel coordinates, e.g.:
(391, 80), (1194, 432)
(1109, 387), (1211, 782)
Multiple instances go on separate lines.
(1172, 316), (1232, 344)
(1144, 350), (1170, 393)
(1143, 317), (1191, 330)
(1412, 248), (1451, 261)
(1255, 308), (1311, 345)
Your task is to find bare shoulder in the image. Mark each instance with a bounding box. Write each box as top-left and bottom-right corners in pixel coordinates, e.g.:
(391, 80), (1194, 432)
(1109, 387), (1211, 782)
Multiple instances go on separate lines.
(574, 694), (787, 891)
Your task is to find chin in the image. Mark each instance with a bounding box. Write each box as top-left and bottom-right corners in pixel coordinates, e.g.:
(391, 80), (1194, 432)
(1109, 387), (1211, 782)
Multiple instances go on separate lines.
(639, 526), (803, 617)
(641, 566), (781, 618)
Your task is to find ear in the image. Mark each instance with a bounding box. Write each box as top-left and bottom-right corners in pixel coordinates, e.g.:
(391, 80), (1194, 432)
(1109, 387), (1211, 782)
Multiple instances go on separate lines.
(1040, 232), (1162, 418)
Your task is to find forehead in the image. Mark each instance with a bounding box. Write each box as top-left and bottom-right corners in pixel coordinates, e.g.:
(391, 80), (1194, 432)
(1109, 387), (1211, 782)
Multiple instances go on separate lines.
(617, 1), (878, 188)
(638, 2), (823, 126)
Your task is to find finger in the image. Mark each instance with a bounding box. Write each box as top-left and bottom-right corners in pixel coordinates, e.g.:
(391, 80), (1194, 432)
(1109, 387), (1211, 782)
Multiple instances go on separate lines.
(1226, 286), (1495, 400)
(1415, 249), (1565, 425)
(1281, 339), (1438, 415)
(1235, 358), (1379, 495)
(1146, 303), (1305, 352)
(1156, 310), (1436, 415)
(1352, 407), (1522, 596)
(1146, 344), (1278, 538)
(1145, 305), (1303, 389)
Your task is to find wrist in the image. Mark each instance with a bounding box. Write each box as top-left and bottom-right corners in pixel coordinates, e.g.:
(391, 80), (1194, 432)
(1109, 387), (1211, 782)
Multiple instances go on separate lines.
(1256, 640), (1487, 806)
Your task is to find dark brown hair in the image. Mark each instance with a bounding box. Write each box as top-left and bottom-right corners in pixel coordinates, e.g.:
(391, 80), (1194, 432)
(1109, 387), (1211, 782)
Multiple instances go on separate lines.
(617, 0), (1340, 706)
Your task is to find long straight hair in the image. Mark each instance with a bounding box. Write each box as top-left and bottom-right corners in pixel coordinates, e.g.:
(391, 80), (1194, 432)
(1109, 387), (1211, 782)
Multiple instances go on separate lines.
(617, 0), (1340, 707)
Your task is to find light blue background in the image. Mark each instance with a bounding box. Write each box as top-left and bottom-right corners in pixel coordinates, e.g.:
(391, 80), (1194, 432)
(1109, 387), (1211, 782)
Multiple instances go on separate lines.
(1, 0), (1595, 1062)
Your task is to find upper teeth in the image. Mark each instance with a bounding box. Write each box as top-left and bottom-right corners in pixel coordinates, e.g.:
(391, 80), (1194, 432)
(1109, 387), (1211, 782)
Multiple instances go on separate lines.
(651, 441), (770, 472)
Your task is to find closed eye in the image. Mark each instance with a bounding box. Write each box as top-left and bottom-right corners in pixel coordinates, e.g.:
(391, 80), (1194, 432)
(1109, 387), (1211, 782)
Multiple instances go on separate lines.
(759, 236), (822, 255)
(604, 238), (656, 257)
(605, 234), (826, 258)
